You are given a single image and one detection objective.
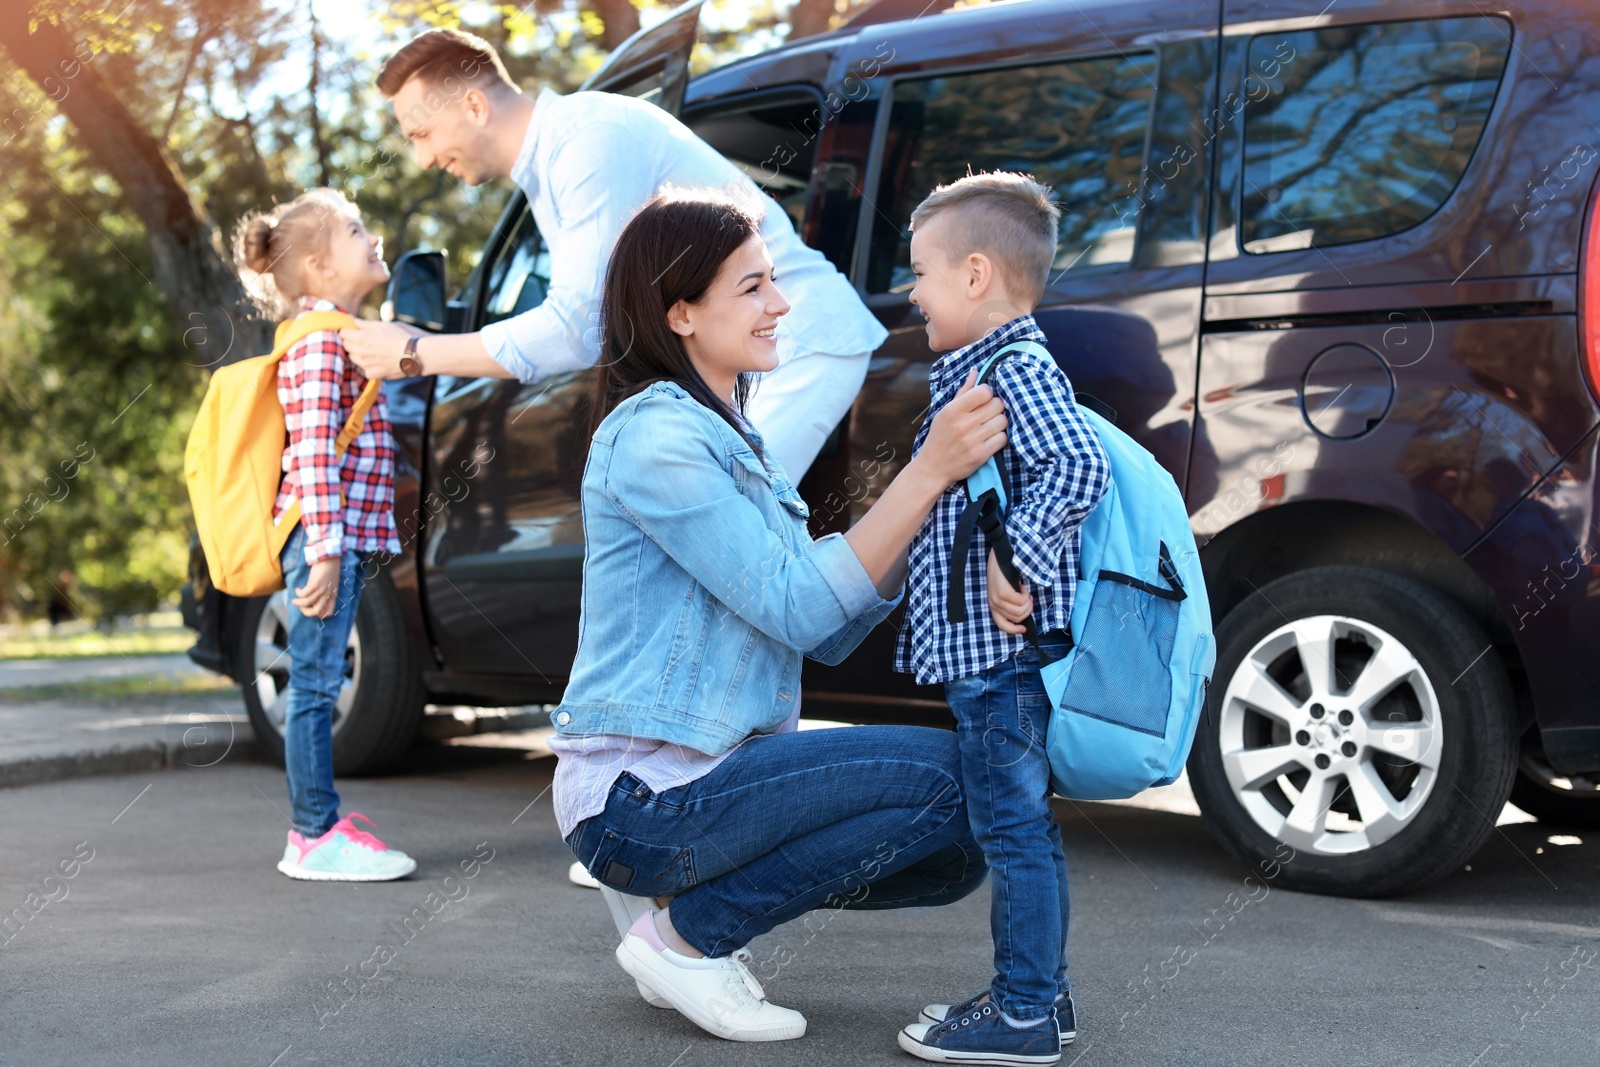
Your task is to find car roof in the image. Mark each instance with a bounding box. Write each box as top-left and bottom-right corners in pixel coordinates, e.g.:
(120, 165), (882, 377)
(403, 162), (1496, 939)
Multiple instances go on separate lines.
(685, 0), (1188, 105)
(688, 0), (1595, 106)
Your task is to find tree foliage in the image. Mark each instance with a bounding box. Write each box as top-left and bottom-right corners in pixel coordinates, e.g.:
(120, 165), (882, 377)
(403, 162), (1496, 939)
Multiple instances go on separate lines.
(0, 0), (869, 620)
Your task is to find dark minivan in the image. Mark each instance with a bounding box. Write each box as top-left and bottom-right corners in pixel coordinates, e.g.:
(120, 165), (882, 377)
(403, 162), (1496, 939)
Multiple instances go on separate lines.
(186, 0), (1600, 896)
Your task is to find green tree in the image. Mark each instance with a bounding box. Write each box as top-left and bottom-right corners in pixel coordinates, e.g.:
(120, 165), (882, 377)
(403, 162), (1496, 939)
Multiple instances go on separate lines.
(0, 0), (875, 619)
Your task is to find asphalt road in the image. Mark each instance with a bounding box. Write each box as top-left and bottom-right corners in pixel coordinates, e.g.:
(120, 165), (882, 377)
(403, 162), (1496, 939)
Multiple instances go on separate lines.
(2, 743), (1597, 1067)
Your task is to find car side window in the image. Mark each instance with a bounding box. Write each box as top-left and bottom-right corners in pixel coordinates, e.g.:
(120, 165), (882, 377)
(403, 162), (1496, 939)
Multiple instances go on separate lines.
(1241, 17), (1510, 253)
(481, 209), (551, 325)
(867, 54), (1157, 295)
(688, 92), (825, 237)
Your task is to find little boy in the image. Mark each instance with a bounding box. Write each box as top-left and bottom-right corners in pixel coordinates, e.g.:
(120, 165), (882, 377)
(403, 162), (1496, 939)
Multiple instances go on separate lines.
(894, 173), (1110, 1066)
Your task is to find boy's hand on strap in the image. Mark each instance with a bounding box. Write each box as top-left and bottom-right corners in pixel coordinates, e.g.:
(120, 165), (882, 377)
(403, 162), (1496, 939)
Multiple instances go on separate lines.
(987, 548), (1033, 635)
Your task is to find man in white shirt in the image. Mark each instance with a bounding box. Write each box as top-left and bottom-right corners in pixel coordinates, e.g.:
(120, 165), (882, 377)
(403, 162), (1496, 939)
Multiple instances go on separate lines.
(342, 28), (887, 481)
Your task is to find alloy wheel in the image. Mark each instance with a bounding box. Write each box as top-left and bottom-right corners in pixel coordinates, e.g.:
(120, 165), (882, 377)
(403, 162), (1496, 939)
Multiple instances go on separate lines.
(251, 590), (362, 739)
(1217, 614), (1443, 855)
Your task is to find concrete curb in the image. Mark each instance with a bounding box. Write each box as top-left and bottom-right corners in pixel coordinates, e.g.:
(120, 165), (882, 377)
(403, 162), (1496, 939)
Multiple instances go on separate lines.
(0, 736), (266, 791)
(0, 706), (549, 791)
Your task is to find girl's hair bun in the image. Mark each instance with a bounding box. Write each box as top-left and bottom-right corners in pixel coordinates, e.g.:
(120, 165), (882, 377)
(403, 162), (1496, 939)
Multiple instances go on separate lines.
(231, 188), (356, 319)
(240, 215), (278, 276)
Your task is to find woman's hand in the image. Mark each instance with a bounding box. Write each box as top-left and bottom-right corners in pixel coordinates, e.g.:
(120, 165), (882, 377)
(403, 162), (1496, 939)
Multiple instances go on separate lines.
(292, 558), (341, 619)
(840, 372), (1006, 594)
(917, 369), (1008, 486)
(987, 548), (1033, 635)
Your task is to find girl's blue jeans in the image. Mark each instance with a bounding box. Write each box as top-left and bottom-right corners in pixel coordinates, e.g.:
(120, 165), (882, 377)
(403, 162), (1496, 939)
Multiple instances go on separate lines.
(566, 724), (988, 961)
(943, 640), (1073, 1022)
(278, 524), (366, 838)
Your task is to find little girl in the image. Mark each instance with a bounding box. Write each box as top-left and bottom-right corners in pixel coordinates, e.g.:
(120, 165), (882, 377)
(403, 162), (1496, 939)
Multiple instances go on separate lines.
(235, 188), (414, 881)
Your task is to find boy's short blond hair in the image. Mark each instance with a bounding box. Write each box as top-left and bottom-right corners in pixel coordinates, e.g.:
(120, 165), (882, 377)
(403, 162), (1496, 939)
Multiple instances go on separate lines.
(909, 172), (1061, 305)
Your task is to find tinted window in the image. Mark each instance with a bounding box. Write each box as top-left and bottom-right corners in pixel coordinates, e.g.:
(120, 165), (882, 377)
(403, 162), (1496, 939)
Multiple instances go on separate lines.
(688, 93), (825, 236)
(1242, 17), (1510, 253)
(868, 55), (1157, 295)
(481, 210), (550, 325)
(812, 98), (876, 276)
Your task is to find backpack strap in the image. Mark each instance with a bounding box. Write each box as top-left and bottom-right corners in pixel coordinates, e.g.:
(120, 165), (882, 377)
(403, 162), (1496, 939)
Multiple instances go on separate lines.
(946, 486), (1005, 620)
(268, 311), (385, 560)
(944, 340), (1053, 643)
(1102, 541), (1187, 601)
(272, 310), (381, 460)
(946, 488), (1040, 645)
(335, 379), (383, 460)
(273, 310), (354, 355)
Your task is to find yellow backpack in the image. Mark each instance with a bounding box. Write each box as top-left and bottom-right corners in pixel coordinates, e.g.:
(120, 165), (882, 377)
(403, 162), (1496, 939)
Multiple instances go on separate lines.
(184, 311), (381, 597)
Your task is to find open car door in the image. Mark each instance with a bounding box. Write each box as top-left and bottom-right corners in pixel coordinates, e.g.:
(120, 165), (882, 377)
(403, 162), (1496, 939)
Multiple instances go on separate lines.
(580, 0), (704, 113)
(413, 0), (706, 690)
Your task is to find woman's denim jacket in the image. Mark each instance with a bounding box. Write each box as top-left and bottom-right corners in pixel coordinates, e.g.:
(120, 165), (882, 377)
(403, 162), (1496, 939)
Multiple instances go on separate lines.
(551, 381), (901, 755)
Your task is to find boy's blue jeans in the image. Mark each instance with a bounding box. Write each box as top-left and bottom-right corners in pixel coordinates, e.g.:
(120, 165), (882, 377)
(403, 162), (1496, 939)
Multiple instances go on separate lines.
(566, 725), (988, 962)
(944, 639), (1072, 1021)
(278, 524), (366, 838)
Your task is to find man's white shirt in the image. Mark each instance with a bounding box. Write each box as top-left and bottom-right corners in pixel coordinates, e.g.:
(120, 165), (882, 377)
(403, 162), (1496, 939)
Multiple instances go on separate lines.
(478, 88), (888, 383)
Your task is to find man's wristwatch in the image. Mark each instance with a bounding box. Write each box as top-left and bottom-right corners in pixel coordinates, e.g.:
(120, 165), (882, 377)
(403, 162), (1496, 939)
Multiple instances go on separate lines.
(399, 335), (423, 377)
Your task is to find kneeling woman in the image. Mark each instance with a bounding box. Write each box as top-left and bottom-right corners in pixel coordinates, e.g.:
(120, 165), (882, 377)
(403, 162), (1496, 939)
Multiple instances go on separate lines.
(552, 189), (1008, 1043)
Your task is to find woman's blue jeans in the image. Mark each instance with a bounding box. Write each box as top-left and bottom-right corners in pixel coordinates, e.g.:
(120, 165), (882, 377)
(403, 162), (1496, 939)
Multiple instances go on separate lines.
(278, 524), (366, 838)
(566, 725), (988, 960)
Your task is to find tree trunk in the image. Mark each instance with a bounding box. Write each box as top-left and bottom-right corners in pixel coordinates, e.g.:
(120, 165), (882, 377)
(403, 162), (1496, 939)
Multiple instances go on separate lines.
(308, 0), (333, 188)
(589, 0), (641, 51)
(393, 170), (447, 256)
(788, 0), (837, 40)
(161, 22), (207, 142)
(0, 4), (273, 361)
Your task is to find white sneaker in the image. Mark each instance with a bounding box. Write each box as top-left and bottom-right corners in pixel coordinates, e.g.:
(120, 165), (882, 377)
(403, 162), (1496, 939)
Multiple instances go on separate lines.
(568, 860), (602, 889)
(565, 861), (671, 1010)
(598, 884), (651, 936)
(614, 912), (806, 1041)
(593, 884), (673, 1009)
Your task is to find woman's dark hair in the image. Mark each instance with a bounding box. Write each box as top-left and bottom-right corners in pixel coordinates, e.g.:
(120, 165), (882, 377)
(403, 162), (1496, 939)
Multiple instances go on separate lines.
(591, 188), (766, 455)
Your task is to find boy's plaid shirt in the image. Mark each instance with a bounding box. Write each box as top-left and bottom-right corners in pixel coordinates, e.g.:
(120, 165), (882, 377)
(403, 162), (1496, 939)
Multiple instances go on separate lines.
(272, 297), (401, 565)
(893, 315), (1111, 686)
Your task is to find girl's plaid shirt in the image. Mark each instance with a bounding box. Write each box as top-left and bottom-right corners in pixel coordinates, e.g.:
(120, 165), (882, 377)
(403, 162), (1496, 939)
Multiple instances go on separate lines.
(272, 296), (402, 565)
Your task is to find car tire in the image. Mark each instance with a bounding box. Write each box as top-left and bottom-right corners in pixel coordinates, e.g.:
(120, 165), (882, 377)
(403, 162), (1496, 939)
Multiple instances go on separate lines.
(233, 567), (426, 776)
(1508, 746), (1600, 828)
(1187, 565), (1516, 897)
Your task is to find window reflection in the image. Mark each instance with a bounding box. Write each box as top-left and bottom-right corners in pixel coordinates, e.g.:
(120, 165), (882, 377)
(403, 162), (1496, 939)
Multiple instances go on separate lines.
(483, 212), (551, 324)
(1242, 17), (1510, 252)
(868, 54), (1157, 294)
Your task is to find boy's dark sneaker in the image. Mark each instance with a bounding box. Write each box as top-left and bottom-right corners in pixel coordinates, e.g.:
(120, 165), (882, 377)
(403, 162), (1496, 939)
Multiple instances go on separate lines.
(898, 1000), (1061, 1065)
(920, 991), (1076, 1046)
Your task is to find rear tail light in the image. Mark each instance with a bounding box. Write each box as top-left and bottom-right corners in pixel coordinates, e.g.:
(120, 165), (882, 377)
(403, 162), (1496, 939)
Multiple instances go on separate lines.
(1582, 177), (1600, 406)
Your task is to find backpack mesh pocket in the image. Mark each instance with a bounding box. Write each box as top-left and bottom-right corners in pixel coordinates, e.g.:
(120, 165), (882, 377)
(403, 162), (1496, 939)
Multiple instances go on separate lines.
(1060, 574), (1179, 737)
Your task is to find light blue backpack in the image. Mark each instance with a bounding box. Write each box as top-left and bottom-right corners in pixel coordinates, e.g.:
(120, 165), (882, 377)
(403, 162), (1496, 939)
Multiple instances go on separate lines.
(950, 341), (1216, 800)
